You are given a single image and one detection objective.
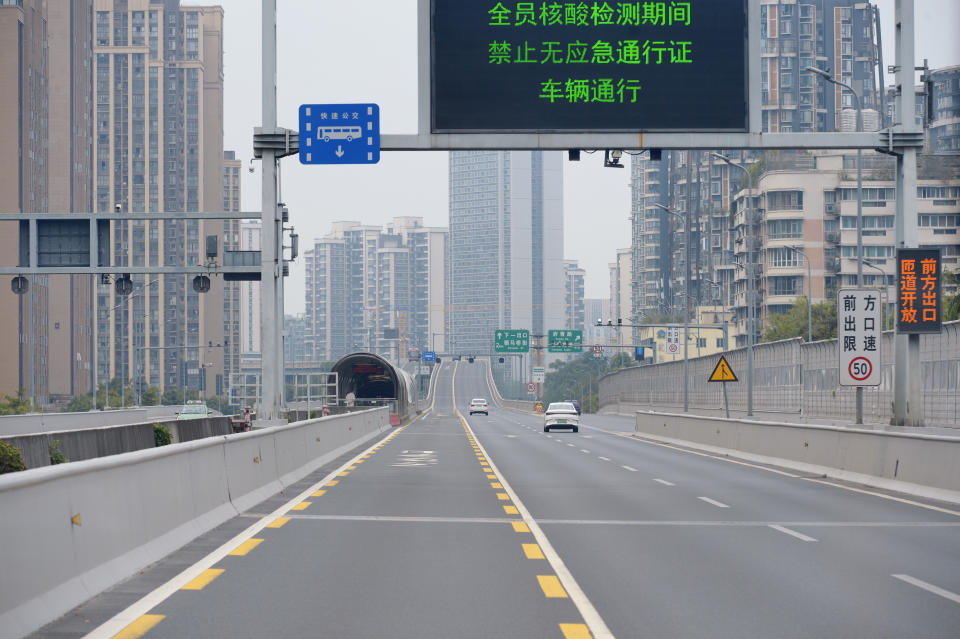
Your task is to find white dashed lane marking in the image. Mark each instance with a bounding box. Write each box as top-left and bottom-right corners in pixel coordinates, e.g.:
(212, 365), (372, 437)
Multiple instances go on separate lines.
(598, 456), (611, 462)
(698, 497), (730, 508)
(769, 525), (817, 542)
(621, 465), (638, 472)
(653, 478), (675, 486)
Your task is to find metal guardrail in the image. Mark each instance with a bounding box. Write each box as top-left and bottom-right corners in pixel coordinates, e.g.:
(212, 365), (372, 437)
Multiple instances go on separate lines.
(600, 320), (960, 427)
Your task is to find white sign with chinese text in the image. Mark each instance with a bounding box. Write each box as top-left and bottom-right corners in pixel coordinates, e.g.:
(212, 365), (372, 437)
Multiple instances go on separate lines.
(532, 367), (545, 383)
(666, 325), (680, 354)
(838, 289), (881, 386)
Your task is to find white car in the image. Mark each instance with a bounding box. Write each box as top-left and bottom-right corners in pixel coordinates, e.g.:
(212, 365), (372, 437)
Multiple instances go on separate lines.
(469, 398), (489, 416)
(544, 402), (579, 433)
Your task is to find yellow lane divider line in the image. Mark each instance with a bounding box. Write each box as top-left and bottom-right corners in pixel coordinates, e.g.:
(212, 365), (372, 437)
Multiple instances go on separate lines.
(537, 575), (569, 598)
(266, 517), (290, 529)
(181, 569), (224, 591)
(110, 614), (166, 639)
(523, 543), (546, 559)
(228, 539), (264, 556)
(559, 623), (594, 639)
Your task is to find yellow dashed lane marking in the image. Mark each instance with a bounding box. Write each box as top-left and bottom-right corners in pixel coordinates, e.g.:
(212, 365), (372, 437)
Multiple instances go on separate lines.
(512, 521), (531, 533)
(503, 505), (519, 515)
(229, 538), (264, 556)
(537, 575), (569, 598)
(326, 480), (339, 487)
(496, 492), (510, 501)
(559, 623), (593, 639)
(486, 474), (498, 479)
(111, 614), (166, 639)
(291, 501), (312, 511)
(337, 471), (350, 477)
(181, 569), (224, 591)
(482, 467), (492, 472)
(311, 489), (327, 497)
(266, 517), (290, 528)
(347, 465), (358, 470)
(523, 543), (545, 559)
(490, 482), (503, 489)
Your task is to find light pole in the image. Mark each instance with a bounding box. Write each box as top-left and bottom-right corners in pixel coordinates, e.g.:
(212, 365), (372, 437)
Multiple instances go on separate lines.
(655, 203), (689, 412)
(788, 246), (814, 343)
(712, 153), (755, 417)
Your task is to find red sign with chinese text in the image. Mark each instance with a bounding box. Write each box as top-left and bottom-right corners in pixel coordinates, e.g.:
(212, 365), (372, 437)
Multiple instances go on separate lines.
(897, 249), (941, 334)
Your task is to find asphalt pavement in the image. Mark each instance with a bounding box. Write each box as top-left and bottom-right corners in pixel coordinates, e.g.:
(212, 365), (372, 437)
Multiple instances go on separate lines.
(31, 360), (960, 639)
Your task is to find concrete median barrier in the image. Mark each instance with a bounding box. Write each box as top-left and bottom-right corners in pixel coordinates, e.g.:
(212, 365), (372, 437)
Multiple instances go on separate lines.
(635, 411), (960, 503)
(0, 407), (389, 639)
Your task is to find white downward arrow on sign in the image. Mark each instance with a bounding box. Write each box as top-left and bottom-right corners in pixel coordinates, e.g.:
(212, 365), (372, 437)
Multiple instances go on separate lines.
(335, 145), (345, 158)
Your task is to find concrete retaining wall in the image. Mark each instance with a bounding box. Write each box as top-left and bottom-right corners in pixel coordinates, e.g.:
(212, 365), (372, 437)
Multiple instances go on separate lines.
(0, 407), (389, 639)
(635, 411), (960, 500)
(0, 417), (233, 469)
(0, 406), (181, 437)
(484, 358), (536, 412)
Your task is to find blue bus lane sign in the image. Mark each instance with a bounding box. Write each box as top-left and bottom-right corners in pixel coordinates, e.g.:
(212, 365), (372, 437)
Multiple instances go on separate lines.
(299, 104), (380, 165)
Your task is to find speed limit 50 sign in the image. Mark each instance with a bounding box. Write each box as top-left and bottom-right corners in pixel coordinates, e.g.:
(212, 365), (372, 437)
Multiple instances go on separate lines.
(838, 289), (881, 386)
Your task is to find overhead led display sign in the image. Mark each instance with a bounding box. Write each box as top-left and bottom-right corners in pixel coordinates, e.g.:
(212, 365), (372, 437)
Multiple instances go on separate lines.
(896, 248), (942, 334)
(431, 0), (748, 133)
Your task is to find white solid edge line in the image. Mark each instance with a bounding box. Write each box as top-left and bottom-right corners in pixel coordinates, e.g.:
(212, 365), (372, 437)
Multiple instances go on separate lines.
(459, 374), (615, 639)
(768, 524), (818, 542)
(698, 496), (730, 508)
(653, 478), (675, 486)
(82, 418), (422, 638)
(892, 574), (960, 605)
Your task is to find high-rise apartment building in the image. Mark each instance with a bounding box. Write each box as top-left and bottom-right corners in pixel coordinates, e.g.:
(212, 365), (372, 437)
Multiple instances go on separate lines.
(447, 151), (564, 364)
(562, 260), (585, 333)
(729, 152), (960, 339)
(46, 1), (95, 402)
(608, 248), (633, 323)
(629, 0), (883, 341)
(92, 1), (225, 396)
(220, 151), (242, 397)
(304, 218), (447, 363)
(1, 1), (96, 405)
(929, 66), (960, 154)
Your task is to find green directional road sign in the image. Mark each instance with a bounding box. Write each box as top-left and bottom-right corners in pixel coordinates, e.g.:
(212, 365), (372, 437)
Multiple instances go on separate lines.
(548, 329), (583, 353)
(494, 329), (530, 353)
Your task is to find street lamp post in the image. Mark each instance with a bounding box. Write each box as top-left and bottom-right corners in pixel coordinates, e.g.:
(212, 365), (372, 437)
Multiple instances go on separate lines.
(788, 246), (814, 343)
(655, 203), (690, 412)
(712, 153), (755, 417)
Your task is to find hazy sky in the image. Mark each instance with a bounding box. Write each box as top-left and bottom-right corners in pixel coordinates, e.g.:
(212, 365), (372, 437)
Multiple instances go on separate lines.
(185, 0), (959, 313)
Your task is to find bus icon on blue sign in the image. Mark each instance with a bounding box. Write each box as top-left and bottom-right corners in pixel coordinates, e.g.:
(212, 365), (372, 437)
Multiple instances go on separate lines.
(299, 104), (380, 165)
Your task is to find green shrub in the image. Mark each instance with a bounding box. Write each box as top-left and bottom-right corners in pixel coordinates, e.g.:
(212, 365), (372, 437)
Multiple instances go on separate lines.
(0, 441), (27, 474)
(154, 423), (172, 447)
(49, 439), (68, 465)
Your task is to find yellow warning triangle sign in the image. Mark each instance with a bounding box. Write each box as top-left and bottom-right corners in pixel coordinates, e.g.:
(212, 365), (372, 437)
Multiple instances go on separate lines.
(708, 355), (738, 382)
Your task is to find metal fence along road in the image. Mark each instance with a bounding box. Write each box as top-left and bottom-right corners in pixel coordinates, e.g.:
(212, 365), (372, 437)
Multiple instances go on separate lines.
(599, 321), (960, 428)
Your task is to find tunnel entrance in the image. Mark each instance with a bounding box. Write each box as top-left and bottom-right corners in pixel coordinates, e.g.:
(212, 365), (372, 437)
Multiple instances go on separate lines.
(331, 352), (410, 416)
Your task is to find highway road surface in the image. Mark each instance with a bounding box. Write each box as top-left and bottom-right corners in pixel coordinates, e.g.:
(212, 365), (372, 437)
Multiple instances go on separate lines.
(33, 361), (960, 638)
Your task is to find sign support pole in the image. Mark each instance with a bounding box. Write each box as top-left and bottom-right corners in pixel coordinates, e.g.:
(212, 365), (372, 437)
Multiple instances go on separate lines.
(257, 0), (284, 424)
(722, 382), (729, 419)
(892, 0), (921, 427)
